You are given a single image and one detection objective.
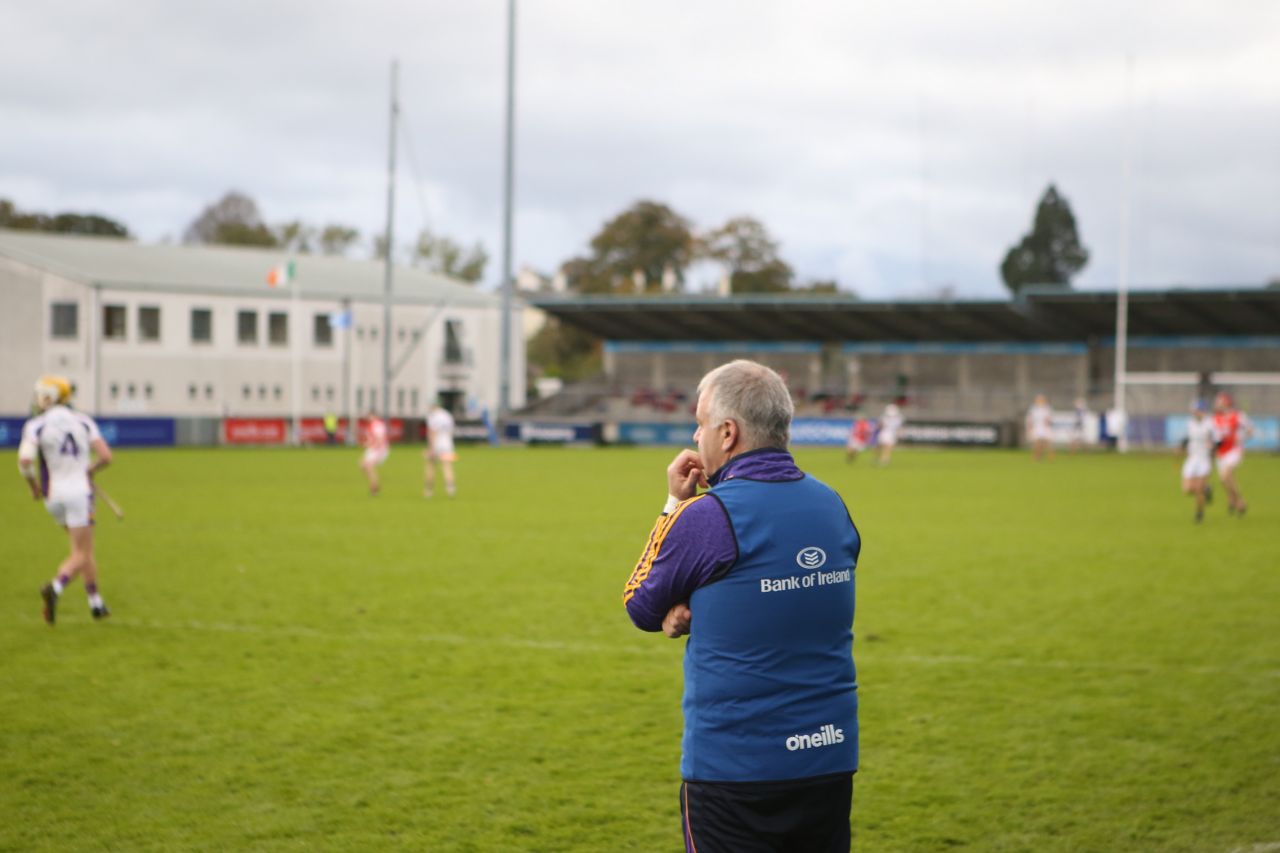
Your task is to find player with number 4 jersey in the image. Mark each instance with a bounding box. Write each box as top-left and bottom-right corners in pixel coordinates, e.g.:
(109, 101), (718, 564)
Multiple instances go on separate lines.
(16, 376), (114, 624)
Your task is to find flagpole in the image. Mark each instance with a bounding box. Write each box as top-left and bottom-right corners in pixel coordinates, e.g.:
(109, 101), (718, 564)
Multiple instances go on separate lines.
(291, 264), (302, 446)
(341, 297), (352, 445)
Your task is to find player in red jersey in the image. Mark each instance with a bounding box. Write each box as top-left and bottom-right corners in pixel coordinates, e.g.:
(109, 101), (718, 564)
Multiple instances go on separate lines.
(360, 411), (390, 496)
(1211, 392), (1254, 517)
(845, 416), (872, 464)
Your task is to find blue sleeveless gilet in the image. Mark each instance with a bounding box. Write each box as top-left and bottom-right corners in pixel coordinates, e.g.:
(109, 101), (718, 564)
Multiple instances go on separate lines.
(681, 474), (860, 782)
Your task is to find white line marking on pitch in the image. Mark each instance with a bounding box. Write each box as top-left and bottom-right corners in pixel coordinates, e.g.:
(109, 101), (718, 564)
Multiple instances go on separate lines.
(1227, 844), (1280, 853)
(97, 618), (1280, 677)
(873, 653), (1280, 678)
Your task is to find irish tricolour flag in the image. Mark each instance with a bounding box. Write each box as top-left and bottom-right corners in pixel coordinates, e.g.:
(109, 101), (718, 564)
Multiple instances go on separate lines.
(267, 261), (296, 288)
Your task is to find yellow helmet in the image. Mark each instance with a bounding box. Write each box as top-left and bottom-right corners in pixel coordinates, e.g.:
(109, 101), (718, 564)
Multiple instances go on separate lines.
(33, 375), (73, 411)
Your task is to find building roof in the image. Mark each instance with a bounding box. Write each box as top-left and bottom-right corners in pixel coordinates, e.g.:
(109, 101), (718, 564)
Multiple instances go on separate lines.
(0, 228), (497, 307)
(528, 287), (1280, 342)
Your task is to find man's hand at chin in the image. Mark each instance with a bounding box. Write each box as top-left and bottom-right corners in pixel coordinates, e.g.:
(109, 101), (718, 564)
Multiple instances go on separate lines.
(667, 450), (708, 501)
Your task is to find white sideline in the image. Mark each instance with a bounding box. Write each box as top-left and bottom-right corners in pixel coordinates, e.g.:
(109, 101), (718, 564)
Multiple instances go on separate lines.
(57, 617), (1278, 677)
(1228, 844), (1280, 853)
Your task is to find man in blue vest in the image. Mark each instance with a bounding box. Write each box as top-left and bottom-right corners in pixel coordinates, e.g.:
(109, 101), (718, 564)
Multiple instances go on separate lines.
(624, 359), (861, 853)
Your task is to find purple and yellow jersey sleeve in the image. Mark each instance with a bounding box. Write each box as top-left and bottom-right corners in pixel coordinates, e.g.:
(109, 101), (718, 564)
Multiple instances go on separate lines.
(623, 494), (739, 632)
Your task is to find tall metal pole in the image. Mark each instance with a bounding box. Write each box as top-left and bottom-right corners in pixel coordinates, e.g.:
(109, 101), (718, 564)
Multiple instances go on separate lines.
(290, 269), (302, 445)
(91, 283), (102, 416)
(382, 60), (399, 422)
(1113, 55), (1134, 453)
(341, 297), (352, 445)
(498, 0), (517, 419)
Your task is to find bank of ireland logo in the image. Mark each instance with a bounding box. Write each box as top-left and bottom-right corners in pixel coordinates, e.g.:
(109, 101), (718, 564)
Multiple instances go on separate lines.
(796, 546), (827, 569)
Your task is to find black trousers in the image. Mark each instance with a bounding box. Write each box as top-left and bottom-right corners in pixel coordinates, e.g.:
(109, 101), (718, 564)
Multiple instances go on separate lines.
(680, 774), (852, 853)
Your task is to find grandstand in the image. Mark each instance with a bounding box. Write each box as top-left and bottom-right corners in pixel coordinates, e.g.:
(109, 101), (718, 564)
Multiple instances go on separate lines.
(524, 287), (1280, 448)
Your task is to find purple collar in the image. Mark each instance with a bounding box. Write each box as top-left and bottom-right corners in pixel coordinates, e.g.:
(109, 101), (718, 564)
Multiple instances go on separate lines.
(708, 447), (803, 485)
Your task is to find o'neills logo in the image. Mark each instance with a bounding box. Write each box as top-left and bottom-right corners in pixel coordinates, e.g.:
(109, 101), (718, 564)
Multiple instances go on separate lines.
(785, 724), (845, 752)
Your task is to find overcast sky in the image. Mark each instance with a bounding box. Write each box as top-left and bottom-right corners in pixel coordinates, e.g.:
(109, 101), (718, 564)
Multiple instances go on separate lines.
(4, 1), (1278, 298)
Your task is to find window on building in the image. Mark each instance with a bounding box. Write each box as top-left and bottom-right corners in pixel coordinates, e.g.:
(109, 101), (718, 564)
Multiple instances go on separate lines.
(188, 383), (198, 400)
(356, 387), (364, 411)
(268, 312), (288, 346)
(127, 383), (137, 398)
(356, 326), (365, 341)
(205, 384), (214, 400)
(410, 388), (419, 412)
(397, 387), (405, 412)
(191, 308), (213, 343)
(369, 327), (378, 342)
(370, 389), (377, 411)
(138, 306), (161, 342)
(144, 383), (154, 399)
(242, 384), (251, 400)
(110, 383), (119, 399)
(50, 302), (79, 339)
(443, 319), (464, 364)
(397, 327), (406, 341)
(311, 386), (320, 402)
(325, 386), (335, 402)
(258, 385), (267, 400)
(238, 310), (258, 344)
(314, 314), (333, 347)
(273, 385), (282, 401)
(104, 305), (127, 341)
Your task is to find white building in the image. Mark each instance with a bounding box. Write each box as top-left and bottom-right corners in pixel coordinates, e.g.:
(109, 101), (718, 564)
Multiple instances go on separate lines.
(0, 229), (525, 419)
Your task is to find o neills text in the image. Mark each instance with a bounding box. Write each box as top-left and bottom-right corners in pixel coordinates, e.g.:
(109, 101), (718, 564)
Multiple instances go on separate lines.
(785, 724), (845, 751)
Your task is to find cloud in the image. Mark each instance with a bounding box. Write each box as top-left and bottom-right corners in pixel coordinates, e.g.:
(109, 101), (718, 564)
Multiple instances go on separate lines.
(2, 0), (1277, 294)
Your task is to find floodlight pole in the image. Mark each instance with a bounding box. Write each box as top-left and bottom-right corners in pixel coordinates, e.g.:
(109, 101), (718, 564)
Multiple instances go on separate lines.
(498, 0), (517, 420)
(1113, 55), (1134, 453)
(382, 59), (399, 423)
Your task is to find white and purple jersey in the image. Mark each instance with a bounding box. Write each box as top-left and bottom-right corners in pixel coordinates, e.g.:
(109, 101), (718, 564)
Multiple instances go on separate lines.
(19, 405), (103, 499)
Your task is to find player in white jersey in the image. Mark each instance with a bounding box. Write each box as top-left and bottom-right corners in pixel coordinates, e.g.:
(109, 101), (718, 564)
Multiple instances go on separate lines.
(1026, 394), (1054, 461)
(1181, 400), (1216, 523)
(423, 405), (458, 498)
(17, 376), (113, 624)
(877, 403), (903, 466)
(360, 410), (390, 496)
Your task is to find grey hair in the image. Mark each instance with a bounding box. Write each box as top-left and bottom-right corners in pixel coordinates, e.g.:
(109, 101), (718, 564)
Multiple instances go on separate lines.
(697, 359), (793, 450)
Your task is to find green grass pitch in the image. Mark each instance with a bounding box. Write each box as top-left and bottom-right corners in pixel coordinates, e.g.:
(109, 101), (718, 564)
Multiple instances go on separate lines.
(1, 446), (1277, 852)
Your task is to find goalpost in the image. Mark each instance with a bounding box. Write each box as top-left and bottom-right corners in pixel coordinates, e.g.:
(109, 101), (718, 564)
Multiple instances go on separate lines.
(1110, 57), (1278, 452)
(1119, 372), (1280, 451)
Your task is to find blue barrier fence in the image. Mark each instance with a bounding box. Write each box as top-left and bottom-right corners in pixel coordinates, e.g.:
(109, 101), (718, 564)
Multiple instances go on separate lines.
(0, 417), (176, 448)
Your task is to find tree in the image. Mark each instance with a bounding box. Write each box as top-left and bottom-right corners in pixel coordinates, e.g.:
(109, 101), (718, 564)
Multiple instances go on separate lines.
(1000, 184), (1089, 296)
(700, 216), (794, 293)
(319, 224), (360, 256)
(1, 198), (130, 237)
(274, 220), (316, 254)
(586, 200), (695, 293)
(526, 316), (602, 382)
(796, 279), (842, 295)
(183, 191), (277, 247)
(412, 229), (489, 284)
(558, 255), (609, 295)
